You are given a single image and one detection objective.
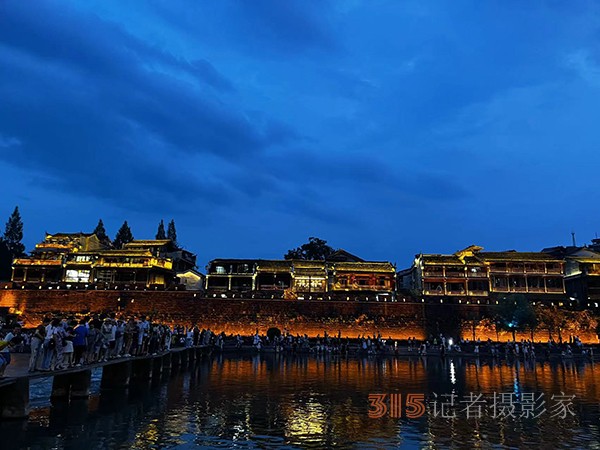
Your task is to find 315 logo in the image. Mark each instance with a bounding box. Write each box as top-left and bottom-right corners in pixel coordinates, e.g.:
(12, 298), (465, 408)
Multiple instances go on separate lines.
(368, 393), (426, 418)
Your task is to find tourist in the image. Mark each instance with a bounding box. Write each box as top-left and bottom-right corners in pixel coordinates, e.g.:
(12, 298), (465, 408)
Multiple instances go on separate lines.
(100, 319), (116, 360)
(63, 327), (75, 368)
(0, 338), (16, 377)
(0, 325), (21, 373)
(53, 320), (67, 370)
(29, 324), (46, 372)
(124, 318), (137, 356)
(115, 319), (125, 356)
(73, 319), (88, 366)
(86, 322), (100, 363)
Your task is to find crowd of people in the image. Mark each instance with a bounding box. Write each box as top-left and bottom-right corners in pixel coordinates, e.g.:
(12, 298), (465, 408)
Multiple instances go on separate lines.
(1, 322), (597, 377)
(0, 315), (221, 376)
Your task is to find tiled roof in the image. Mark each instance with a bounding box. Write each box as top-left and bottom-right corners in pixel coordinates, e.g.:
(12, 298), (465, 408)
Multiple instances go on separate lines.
(256, 260), (292, 272)
(124, 240), (172, 247)
(420, 250), (563, 265)
(98, 250), (153, 257)
(291, 260), (326, 269)
(421, 255), (469, 265)
(480, 252), (563, 262)
(13, 258), (62, 266)
(49, 232), (95, 237)
(568, 257), (600, 264)
(330, 262), (395, 272)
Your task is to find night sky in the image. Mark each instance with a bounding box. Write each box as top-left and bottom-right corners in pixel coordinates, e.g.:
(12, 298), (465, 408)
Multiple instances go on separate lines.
(1, 1), (599, 269)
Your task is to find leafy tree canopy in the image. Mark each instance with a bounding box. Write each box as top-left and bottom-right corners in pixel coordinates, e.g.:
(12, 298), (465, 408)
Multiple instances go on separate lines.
(285, 237), (335, 260)
(493, 294), (537, 340)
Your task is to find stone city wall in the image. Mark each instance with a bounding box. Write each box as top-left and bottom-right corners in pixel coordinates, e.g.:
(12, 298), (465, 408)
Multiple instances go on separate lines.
(0, 290), (597, 342)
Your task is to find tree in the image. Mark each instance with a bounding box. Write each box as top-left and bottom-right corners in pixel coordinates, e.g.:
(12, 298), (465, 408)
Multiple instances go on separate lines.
(535, 304), (568, 343)
(167, 219), (178, 247)
(3, 206), (25, 257)
(0, 238), (12, 281)
(284, 237), (335, 260)
(93, 219), (110, 246)
(113, 221), (134, 249)
(493, 294), (537, 341)
(156, 220), (166, 240)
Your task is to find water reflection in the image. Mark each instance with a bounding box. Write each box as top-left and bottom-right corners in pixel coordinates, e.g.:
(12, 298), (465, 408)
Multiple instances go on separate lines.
(1, 355), (599, 449)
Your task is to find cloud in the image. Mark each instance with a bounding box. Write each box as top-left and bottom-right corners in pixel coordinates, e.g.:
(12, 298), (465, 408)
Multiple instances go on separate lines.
(0, 0), (300, 214)
(565, 49), (600, 87)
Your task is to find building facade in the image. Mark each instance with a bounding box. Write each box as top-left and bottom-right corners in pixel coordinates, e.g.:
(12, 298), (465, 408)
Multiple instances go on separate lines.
(205, 250), (396, 300)
(543, 243), (600, 308)
(403, 245), (566, 304)
(12, 234), (197, 289)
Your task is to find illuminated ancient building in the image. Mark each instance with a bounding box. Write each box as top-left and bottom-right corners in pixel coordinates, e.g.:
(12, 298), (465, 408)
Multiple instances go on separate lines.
(11, 235), (197, 289)
(11, 232), (105, 284)
(123, 240), (196, 272)
(406, 245), (566, 303)
(205, 251), (396, 300)
(543, 241), (600, 307)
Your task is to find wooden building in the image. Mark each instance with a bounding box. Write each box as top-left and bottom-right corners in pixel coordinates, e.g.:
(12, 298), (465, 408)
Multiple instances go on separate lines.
(12, 234), (196, 290)
(407, 245), (566, 303)
(543, 243), (600, 308)
(12, 233), (104, 284)
(205, 251), (396, 300)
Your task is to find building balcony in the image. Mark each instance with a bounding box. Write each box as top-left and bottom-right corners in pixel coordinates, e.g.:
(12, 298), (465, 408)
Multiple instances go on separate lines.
(331, 285), (391, 291)
(527, 287), (546, 293)
(491, 286), (509, 292)
(96, 260), (172, 270)
(444, 272), (466, 278)
(467, 272), (488, 278)
(423, 271), (444, 277)
(423, 289), (445, 296)
(508, 286), (527, 292)
(468, 290), (489, 296)
(546, 287), (565, 293)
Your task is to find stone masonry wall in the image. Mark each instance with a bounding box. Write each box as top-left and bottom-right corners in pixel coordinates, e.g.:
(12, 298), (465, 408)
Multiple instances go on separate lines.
(0, 290), (597, 342)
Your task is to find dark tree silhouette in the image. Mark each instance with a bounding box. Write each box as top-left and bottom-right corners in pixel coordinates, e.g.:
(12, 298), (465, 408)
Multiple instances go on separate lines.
(167, 219), (178, 247)
(93, 219), (110, 246)
(3, 206), (25, 257)
(113, 221), (134, 249)
(0, 239), (12, 281)
(156, 219), (166, 240)
(285, 237), (335, 260)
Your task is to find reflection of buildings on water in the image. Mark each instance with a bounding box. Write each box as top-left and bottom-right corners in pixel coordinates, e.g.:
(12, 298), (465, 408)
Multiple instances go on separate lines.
(7, 355), (600, 448)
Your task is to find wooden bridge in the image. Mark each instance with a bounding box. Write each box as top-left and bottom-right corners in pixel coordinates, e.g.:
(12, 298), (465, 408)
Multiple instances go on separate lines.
(0, 345), (211, 420)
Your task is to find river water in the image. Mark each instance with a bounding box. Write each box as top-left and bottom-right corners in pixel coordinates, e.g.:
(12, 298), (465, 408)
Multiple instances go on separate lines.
(2, 354), (600, 449)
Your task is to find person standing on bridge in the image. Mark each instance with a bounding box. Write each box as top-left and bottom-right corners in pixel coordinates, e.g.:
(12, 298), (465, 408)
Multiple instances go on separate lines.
(73, 319), (88, 367)
(0, 338), (16, 377)
(0, 325), (20, 372)
(53, 321), (66, 370)
(29, 324), (46, 372)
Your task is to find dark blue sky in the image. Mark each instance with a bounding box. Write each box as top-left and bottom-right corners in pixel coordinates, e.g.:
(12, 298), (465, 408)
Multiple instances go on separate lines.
(1, 1), (599, 269)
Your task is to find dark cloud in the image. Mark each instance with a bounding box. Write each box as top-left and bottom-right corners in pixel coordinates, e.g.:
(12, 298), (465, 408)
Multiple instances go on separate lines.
(2, 0), (599, 265)
(149, 0), (340, 58)
(0, 0), (299, 214)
